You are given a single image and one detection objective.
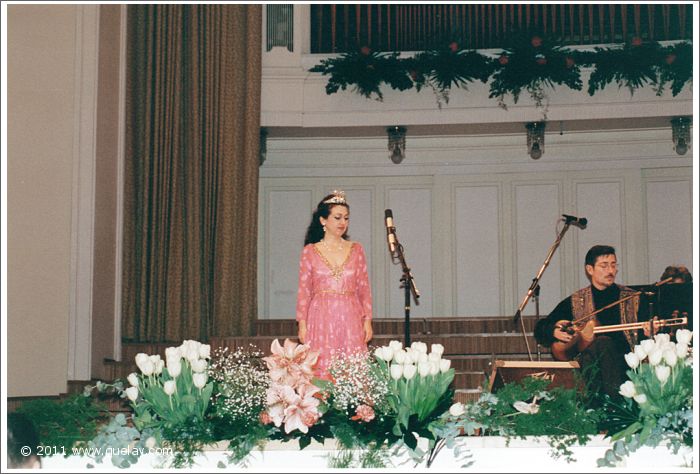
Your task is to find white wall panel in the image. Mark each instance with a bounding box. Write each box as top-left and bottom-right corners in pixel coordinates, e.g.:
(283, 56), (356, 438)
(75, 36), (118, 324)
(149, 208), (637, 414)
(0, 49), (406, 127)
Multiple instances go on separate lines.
(454, 185), (502, 316)
(266, 189), (314, 318)
(645, 178), (693, 279)
(574, 180), (624, 287)
(386, 188), (432, 318)
(514, 183), (563, 316)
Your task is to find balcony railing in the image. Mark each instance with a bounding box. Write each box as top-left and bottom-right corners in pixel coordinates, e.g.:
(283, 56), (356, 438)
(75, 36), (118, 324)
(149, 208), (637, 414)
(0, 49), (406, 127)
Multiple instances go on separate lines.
(310, 4), (692, 53)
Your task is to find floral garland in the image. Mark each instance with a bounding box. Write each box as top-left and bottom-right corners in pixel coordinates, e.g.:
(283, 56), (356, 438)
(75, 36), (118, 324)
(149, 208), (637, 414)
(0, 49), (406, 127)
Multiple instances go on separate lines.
(76, 330), (693, 469)
(309, 36), (692, 109)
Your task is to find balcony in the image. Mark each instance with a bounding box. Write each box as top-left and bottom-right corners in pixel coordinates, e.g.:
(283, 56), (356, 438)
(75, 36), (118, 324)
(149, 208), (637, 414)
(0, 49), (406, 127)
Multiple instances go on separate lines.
(307, 4), (692, 53)
(261, 4), (692, 131)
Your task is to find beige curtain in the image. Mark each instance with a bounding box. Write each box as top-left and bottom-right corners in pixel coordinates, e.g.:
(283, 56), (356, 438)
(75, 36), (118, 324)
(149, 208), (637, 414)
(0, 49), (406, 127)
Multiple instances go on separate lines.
(123, 4), (261, 342)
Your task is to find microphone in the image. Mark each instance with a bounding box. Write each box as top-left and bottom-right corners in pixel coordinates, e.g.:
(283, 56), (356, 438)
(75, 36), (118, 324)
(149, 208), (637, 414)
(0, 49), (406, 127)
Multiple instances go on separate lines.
(562, 214), (588, 229)
(385, 209), (397, 255)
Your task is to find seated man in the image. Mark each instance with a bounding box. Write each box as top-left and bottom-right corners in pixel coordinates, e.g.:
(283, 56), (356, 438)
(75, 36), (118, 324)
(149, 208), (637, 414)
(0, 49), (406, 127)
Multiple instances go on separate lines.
(534, 245), (649, 400)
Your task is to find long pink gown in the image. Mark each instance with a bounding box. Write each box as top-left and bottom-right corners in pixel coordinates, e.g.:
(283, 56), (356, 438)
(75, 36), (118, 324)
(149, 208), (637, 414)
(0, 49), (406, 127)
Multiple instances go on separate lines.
(296, 242), (373, 378)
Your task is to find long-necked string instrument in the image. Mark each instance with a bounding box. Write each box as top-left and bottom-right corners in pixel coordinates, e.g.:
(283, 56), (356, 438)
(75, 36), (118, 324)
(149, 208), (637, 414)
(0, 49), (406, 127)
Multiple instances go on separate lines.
(550, 277), (682, 361)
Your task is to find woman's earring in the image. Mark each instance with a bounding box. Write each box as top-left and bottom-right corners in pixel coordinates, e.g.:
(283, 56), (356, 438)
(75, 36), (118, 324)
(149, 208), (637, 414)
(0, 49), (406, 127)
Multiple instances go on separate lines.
(322, 224), (326, 233)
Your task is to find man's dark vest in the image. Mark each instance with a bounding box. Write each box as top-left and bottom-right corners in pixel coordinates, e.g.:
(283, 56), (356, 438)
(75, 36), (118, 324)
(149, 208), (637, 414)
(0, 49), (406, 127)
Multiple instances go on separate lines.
(570, 284), (640, 349)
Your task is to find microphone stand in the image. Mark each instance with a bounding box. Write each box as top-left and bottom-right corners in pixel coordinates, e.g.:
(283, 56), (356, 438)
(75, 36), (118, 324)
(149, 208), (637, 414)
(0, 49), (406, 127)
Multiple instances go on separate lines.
(391, 234), (420, 346)
(533, 282), (541, 361)
(513, 220), (573, 361)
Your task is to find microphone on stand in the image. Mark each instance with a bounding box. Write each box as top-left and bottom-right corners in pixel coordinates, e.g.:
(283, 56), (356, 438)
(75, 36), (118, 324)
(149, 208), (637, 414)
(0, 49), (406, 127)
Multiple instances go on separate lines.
(562, 214), (588, 229)
(385, 209), (397, 257)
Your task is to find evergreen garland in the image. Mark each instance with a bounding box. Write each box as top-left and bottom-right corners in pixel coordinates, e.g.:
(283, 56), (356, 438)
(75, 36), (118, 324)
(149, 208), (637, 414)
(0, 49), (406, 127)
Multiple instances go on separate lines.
(309, 36), (692, 107)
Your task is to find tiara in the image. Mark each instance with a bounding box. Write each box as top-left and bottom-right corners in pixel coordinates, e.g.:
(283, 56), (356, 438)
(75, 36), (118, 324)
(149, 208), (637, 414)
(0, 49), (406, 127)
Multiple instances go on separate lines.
(323, 190), (347, 205)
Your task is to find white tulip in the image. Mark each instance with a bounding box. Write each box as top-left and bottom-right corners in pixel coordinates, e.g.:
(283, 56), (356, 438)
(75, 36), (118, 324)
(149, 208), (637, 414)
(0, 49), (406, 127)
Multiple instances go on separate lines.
(198, 344), (211, 360)
(431, 344), (445, 358)
(662, 349), (678, 367)
(192, 372), (208, 389)
(675, 342), (689, 359)
(127, 373), (139, 387)
(166, 358), (182, 378)
(633, 344), (647, 362)
(403, 364), (417, 380)
(654, 333), (671, 346)
(655, 365), (671, 384)
(390, 364), (403, 380)
(624, 352), (640, 370)
(633, 393), (647, 404)
(153, 359), (164, 375)
(135, 353), (155, 376)
(417, 361), (431, 377)
(406, 349), (420, 364)
(647, 348), (663, 366)
(149, 354), (162, 365)
(190, 358), (208, 373)
(125, 386), (139, 401)
(393, 349), (408, 365)
(640, 339), (656, 354)
(411, 342), (428, 354)
(428, 361), (440, 376)
(165, 346), (181, 360)
(619, 381), (636, 398)
(449, 402), (465, 417)
(388, 340), (403, 353)
(373, 347), (385, 361)
(428, 352), (442, 362)
(181, 340), (202, 363)
(675, 329), (693, 346)
(163, 380), (177, 396)
(380, 346), (395, 362)
(439, 358), (451, 373)
(417, 352), (429, 364)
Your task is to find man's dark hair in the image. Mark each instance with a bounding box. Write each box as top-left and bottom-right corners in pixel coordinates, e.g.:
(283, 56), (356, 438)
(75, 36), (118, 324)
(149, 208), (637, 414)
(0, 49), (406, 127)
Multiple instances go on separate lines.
(585, 245), (616, 267)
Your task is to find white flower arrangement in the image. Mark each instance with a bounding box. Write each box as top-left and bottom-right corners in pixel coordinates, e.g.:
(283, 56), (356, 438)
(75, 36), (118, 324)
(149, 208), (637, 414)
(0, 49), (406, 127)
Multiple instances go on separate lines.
(127, 339), (213, 428)
(600, 329), (693, 467)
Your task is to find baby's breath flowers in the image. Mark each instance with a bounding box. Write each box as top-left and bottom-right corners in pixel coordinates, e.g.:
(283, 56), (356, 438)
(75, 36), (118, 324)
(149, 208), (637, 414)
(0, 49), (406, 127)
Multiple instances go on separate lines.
(327, 350), (391, 419)
(209, 345), (271, 426)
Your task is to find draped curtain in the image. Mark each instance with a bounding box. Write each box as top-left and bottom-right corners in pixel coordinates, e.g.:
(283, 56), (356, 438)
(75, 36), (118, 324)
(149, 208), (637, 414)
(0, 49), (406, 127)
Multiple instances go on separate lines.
(123, 4), (262, 342)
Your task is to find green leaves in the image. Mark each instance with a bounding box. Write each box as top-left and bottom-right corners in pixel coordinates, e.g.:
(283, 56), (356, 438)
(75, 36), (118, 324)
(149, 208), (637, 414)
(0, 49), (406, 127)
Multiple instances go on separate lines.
(310, 39), (692, 106)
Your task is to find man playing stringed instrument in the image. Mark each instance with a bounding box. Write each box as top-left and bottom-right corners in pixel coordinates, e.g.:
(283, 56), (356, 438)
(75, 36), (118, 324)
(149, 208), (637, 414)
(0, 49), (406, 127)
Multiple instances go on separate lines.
(534, 245), (651, 399)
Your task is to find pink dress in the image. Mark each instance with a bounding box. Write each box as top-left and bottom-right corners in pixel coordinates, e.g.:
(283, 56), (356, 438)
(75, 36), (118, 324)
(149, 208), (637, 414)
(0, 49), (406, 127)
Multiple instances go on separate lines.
(296, 242), (373, 378)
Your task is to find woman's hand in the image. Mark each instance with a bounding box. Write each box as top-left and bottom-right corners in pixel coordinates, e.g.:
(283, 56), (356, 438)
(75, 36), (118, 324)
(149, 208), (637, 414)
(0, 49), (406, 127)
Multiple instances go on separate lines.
(298, 321), (307, 344)
(363, 319), (373, 343)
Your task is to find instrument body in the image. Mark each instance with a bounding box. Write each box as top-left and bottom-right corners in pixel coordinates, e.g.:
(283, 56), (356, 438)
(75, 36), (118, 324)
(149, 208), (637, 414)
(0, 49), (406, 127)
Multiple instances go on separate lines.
(550, 317), (687, 361)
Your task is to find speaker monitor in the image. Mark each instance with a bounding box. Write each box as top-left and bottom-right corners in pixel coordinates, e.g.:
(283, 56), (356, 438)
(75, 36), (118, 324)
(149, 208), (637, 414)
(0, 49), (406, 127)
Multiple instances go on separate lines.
(488, 360), (580, 393)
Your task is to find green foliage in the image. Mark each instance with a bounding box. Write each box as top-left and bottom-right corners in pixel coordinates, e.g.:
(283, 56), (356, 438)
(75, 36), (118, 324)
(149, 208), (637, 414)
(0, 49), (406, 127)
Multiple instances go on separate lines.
(17, 394), (109, 456)
(86, 413), (156, 469)
(309, 48), (412, 100)
(489, 34), (582, 107)
(431, 377), (601, 464)
(410, 45), (494, 105)
(309, 38), (692, 107)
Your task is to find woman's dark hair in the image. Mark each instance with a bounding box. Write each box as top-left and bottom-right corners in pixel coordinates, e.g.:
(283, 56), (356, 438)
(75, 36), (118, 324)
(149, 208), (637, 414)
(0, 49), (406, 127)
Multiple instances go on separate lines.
(304, 194), (350, 245)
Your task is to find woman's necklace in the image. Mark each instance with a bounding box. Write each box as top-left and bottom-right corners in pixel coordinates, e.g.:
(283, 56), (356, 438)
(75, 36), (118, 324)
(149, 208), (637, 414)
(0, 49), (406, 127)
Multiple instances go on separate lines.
(321, 238), (345, 253)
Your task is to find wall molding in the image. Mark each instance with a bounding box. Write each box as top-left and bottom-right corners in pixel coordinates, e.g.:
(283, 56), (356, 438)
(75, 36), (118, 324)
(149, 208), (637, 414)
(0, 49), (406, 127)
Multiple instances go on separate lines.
(68, 4), (100, 380)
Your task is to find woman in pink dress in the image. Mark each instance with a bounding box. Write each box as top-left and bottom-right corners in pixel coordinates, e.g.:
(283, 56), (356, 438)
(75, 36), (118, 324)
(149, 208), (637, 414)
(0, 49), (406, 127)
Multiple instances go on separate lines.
(296, 190), (373, 378)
